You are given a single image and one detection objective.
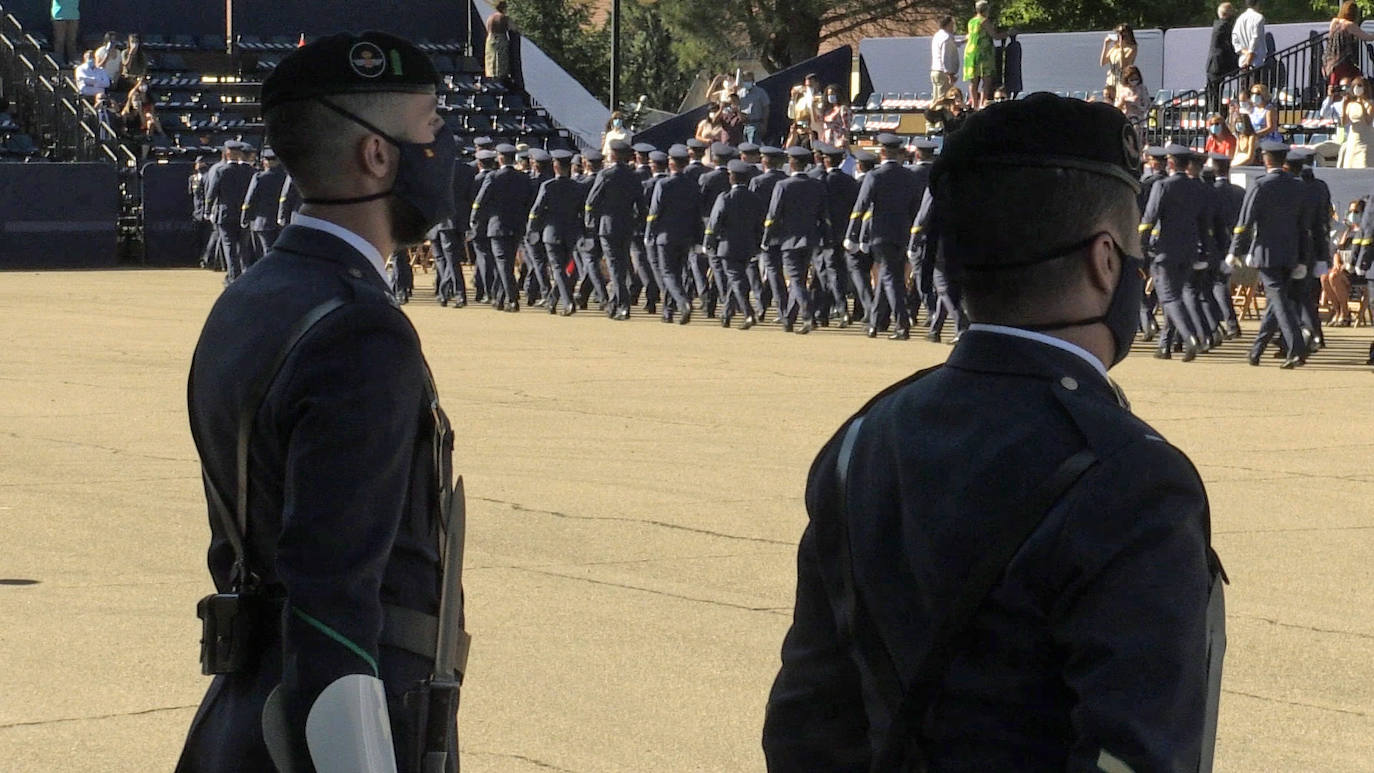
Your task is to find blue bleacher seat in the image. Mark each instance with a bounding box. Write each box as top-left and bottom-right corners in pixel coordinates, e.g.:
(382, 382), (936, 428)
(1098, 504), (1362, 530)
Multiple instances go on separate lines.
(865, 93), (881, 110)
(432, 55), (456, 74)
(849, 114), (867, 133)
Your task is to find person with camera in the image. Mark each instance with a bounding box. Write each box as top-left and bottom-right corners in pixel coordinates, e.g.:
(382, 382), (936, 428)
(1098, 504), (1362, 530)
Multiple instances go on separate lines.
(1099, 24), (1137, 90)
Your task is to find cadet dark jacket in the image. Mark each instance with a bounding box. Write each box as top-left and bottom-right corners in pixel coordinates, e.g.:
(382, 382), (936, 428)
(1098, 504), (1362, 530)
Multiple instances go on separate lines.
(705, 185), (765, 261)
(528, 176), (584, 245)
(647, 173), (703, 248)
(525, 169), (554, 245)
(189, 171), (208, 221)
(845, 160), (923, 247)
(205, 160), (256, 227)
(764, 331), (1220, 772)
(764, 173), (831, 250)
(749, 168), (788, 209)
(179, 225), (453, 772)
(445, 160), (477, 232)
(1210, 179), (1245, 259)
(585, 162), (642, 241)
(1301, 175), (1333, 270)
(1140, 172), (1215, 266)
(1228, 168), (1309, 268)
(823, 169), (861, 249)
(277, 176), (303, 228)
(472, 165), (535, 238)
(699, 167), (731, 223)
(241, 166), (288, 232)
(683, 159), (707, 188)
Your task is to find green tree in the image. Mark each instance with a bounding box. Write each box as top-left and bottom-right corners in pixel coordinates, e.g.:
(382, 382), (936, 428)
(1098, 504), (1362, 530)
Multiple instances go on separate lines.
(507, 0), (610, 100)
(616, 0), (697, 110)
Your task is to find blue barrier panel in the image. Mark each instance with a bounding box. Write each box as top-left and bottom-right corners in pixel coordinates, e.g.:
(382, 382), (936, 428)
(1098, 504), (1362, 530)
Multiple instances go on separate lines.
(0, 163), (119, 269)
(141, 161), (204, 267)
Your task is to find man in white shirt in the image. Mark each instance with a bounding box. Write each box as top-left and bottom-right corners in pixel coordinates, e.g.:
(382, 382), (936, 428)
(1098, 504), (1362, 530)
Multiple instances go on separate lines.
(1231, 0), (1267, 72)
(73, 50), (110, 98)
(931, 16), (960, 97)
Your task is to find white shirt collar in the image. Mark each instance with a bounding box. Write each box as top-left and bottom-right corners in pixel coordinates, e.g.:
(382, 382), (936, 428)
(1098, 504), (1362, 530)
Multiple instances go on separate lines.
(966, 323), (1110, 383)
(290, 213), (389, 284)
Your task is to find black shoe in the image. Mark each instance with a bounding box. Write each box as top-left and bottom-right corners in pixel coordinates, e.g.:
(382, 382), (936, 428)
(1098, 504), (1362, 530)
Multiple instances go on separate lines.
(438, 295), (449, 307)
(508, 300), (520, 313)
(866, 326), (878, 339)
(1247, 351), (1261, 366)
(798, 321), (814, 335)
(560, 306), (575, 317)
(838, 314), (851, 328)
(782, 321), (794, 333)
(495, 299), (506, 311)
(1154, 349), (1172, 360)
(722, 316), (732, 328)
(1280, 356), (1301, 369)
(678, 308), (692, 325)
(454, 298), (467, 309)
(924, 331), (940, 343)
(1272, 348), (1287, 359)
(890, 329), (910, 341)
(1181, 338), (1199, 362)
(949, 333), (962, 346)
(1141, 327), (1157, 343)
(662, 313), (673, 324)
(741, 316), (756, 330)
(615, 308), (630, 320)
(646, 301), (657, 315)
(548, 300), (558, 314)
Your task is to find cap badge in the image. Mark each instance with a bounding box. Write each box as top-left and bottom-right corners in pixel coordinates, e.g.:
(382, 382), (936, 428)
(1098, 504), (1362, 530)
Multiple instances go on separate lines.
(349, 42), (386, 79)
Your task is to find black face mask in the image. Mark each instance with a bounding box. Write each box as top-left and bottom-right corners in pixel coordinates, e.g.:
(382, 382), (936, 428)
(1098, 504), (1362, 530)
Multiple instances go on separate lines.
(303, 98), (458, 236)
(1003, 233), (1144, 368)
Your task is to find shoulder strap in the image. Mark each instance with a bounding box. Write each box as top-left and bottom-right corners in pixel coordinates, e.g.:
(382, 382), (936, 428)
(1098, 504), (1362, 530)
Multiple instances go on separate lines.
(189, 297), (348, 590)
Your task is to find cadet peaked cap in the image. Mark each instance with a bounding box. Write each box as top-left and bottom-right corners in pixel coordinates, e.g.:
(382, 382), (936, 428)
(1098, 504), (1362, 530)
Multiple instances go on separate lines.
(648, 150), (668, 163)
(760, 145), (786, 158)
(261, 31), (438, 112)
(528, 148), (552, 163)
(822, 144), (848, 159)
(932, 92), (1142, 194)
(686, 138), (708, 150)
(1145, 146), (1168, 159)
(727, 159), (752, 175)
(261, 147), (277, 159)
(811, 141), (835, 155)
(875, 132), (904, 148)
(608, 139), (632, 153)
(1259, 140), (1290, 155)
(632, 142), (656, 153)
(854, 150), (879, 163)
(582, 149), (603, 162)
(785, 145), (812, 159)
(667, 144), (691, 160)
(1285, 147), (1313, 163)
(475, 149), (497, 160)
(551, 149), (575, 161)
(710, 141), (737, 158)
(738, 142), (760, 154)
(495, 143), (518, 155)
(911, 138), (940, 151)
(1163, 142), (1193, 158)
(474, 136), (495, 148)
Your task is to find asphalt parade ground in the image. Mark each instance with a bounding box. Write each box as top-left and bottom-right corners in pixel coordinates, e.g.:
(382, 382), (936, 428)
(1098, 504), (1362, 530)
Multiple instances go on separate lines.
(1, 268), (1372, 772)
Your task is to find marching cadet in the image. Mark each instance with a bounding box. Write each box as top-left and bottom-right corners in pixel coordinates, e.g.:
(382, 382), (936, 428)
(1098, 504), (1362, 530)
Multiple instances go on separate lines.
(763, 145), (830, 334)
(632, 142), (656, 182)
(698, 142), (737, 317)
(472, 143), (535, 311)
(820, 143), (860, 327)
(1181, 151), (1223, 351)
(574, 150), (610, 310)
(179, 31), (467, 773)
(910, 189), (969, 344)
(1137, 146), (1168, 340)
(240, 147), (288, 268)
(468, 148), (499, 304)
(646, 144), (702, 324)
(1138, 144), (1210, 362)
(907, 139), (939, 322)
(844, 149), (879, 327)
(203, 140), (256, 284)
(1207, 153), (1245, 339)
(630, 144), (661, 314)
(585, 139), (641, 320)
(1227, 140), (1312, 368)
(276, 174), (303, 229)
(807, 145), (827, 180)
(431, 151), (478, 308)
(705, 158), (766, 329)
(764, 93), (1224, 773)
(845, 133), (923, 340)
(527, 149), (582, 315)
(522, 148), (555, 307)
(683, 138), (709, 186)
(189, 158), (216, 269)
(750, 146), (790, 322)
(636, 150), (669, 315)
(737, 142), (764, 183)
(1288, 149), (1332, 352)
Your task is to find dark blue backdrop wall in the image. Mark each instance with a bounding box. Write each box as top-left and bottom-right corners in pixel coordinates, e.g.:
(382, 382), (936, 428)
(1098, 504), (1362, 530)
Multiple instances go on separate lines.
(0, 163), (119, 269)
(7, 0), (481, 48)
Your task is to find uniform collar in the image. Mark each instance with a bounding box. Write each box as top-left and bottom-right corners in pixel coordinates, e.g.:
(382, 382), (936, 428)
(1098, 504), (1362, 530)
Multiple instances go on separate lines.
(965, 324), (1110, 383)
(948, 328), (1122, 407)
(288, 213), (390, 286)
(731, 183), (746, 189)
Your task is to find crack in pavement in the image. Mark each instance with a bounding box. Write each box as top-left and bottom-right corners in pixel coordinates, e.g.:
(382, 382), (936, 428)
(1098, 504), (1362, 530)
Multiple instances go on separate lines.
(1215, 524), (1374, 535)
(0, 431), (195, 465)
(514, 566), (787, 615)
(0, 704), (197, 730)
(464, 750), (581, 772)
(1234, 614), (1374, 641)
(474, 496), (795, 547)
(1222, 689), (1371, 718)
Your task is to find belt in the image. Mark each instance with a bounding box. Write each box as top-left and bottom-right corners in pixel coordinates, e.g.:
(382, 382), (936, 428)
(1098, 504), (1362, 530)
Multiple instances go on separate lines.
(258, 596), (461, 674)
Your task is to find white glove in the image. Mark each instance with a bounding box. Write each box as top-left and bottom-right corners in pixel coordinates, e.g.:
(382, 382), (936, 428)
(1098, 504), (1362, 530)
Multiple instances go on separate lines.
(860, 242), (871, 254)
(1291, 264), (1308, 280)
(1245, 254), (1259, 268)
(908, 251), (919, 262)
(1224, 253), (1241, 269)
(1192, 261), (1208, 270)
(843, 238), (857, 253)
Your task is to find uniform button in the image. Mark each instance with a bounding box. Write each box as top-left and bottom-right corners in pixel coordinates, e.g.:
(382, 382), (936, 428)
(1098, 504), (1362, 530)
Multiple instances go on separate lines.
(348, 268), (363, 278)
(1060, 376), (1078, 391)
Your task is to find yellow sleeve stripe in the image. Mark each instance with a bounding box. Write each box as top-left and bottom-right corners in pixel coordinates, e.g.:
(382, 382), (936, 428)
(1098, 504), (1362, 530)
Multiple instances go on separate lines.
(862, 211), (874, 221)
(764, 219), (774, 227)
(646, 214), (657, 221)
(1232, 226), (1246, 234)
(1137, 223), (1152, 233)
(910, 226), (923, 235)
(471, 202), (480, 209)
(584, 205), (593, 211)
(849, 212), (861, 220)
(704, 229), (713, 235)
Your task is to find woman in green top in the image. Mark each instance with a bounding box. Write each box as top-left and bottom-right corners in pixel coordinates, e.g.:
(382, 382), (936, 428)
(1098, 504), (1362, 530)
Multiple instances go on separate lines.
(963, 0), (1002, 110)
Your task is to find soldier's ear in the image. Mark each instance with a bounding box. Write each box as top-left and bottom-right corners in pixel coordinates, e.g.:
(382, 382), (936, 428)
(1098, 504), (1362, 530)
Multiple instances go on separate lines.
(357, 133), (393, 182)
(1086, 234), (1119, 296)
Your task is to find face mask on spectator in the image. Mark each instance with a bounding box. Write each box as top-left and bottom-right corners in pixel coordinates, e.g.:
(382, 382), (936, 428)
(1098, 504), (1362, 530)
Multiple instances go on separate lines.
(1235, 123), (1246, 133)
(1208, 124), (1221, 135)
(1252, 94), (1264, 105)
(1356, 86), (1367, 97)
(1348, 212), (1360, 224)
(612, 118), (622, 128)
(741, 81), (753, 90)
(827, 95), (838, 104)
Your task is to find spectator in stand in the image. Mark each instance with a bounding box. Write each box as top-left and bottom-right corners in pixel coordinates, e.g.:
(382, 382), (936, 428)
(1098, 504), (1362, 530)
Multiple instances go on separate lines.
(1115, 64), (1148, 124)
(95, 32), (122, 85)
(51, 0), (80, 66)
(1245, 83), (1280, 142)
(601, 109), (630, 157)
(1326, 3), (1374, 87)
(92, 91), (118, 139)
(963, 0), (1003, 110)
(720, 94), (745, 145)
(1232, 0), (1267, 86)
(931, 15), (960, 98)
(1340, 76), (1373, 168)
(1323, 197), (1363, 325)
(1319, 80), (1348, 123)
(485, 1), (511, 82)
(120, 34), (147, 88)
(1205, 113), (1237, 157)
(1100, 23), (1137, 89)
(737, 71), (770, 145)
(925, 86), (968, 135)
(819, 84), (851, 148)
(696, 103), (726, 144)
(74, 50), (110, 98)
(1206, 4), (1239, 112)
(786, 80), (820, 130)
(1232, 113), (1258, 165)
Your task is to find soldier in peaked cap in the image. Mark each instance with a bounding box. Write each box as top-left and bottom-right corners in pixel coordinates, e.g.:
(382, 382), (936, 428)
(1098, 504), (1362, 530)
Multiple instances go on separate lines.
(636, 149), (672, 316)
(203, 139), (256, 283)
(1284, 148), (1332, 353)
(762, 145), (831, 334)
(846, 133), (924, 339)
(430, 148), (478, 308)
(179, 31), (469, 773)
(815, 143), (857, 326)
(765, 93), (1224, 773)
(473, 142), (536, 310)
(469, 148), (500, 303)
(1205, 153), (1244, 339)
(904, 138), (941, 326)
(632, 141), (656, 181)
(1136, 145), (1169, 338)
(585, 137), (641, 319)
(705, 158), (766, 328)
(629, 143), (661, 314)
(647, 144), (703, 323)
(1138, 143), (1212, 361)
(573, 149), (610, 309)
(240, 146), (288, 268)
(526, 149), (583, 315)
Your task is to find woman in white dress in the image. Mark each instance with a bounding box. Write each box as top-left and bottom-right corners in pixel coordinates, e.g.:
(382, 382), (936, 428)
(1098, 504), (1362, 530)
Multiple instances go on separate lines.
(1340, 76), (1374, 168)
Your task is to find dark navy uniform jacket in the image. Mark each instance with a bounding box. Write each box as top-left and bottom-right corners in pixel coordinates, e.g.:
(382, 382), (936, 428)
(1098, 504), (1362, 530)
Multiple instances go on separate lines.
(241, 166), (288, 232)
(180, 224), (453, 772)
(525, 169), (554, 245)
(1301, 175), (1333, 270)
(276, 176), (303, 228)
(749, 168), (787, 210)
(646, 172), (703, 248)
(1140, 173), (1214, 266)
(699, 167), (731, 225)
(1228, 169), (1309, 269)
(683, 159), (707, 188)
(472, 165), (535, 239)
(764, 173), (830, 250)
(189, 171), (208, 221)
(846, 160), (923, 247)
(639, 173), (662, 234)
(823, 168), (861, 249)
(585, 162), (641, 241)
(205, 160), (256, 227)
(1210, 179), (1245, 258)
(763, 331), (1219, 772)
(528, 176), (584, 245)
(443, 160), (477, 232)
(705, 185), (765, 262)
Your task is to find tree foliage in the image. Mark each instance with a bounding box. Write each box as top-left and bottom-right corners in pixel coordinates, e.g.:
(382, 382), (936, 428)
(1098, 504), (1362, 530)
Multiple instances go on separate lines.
(506, 0), (609, 99)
